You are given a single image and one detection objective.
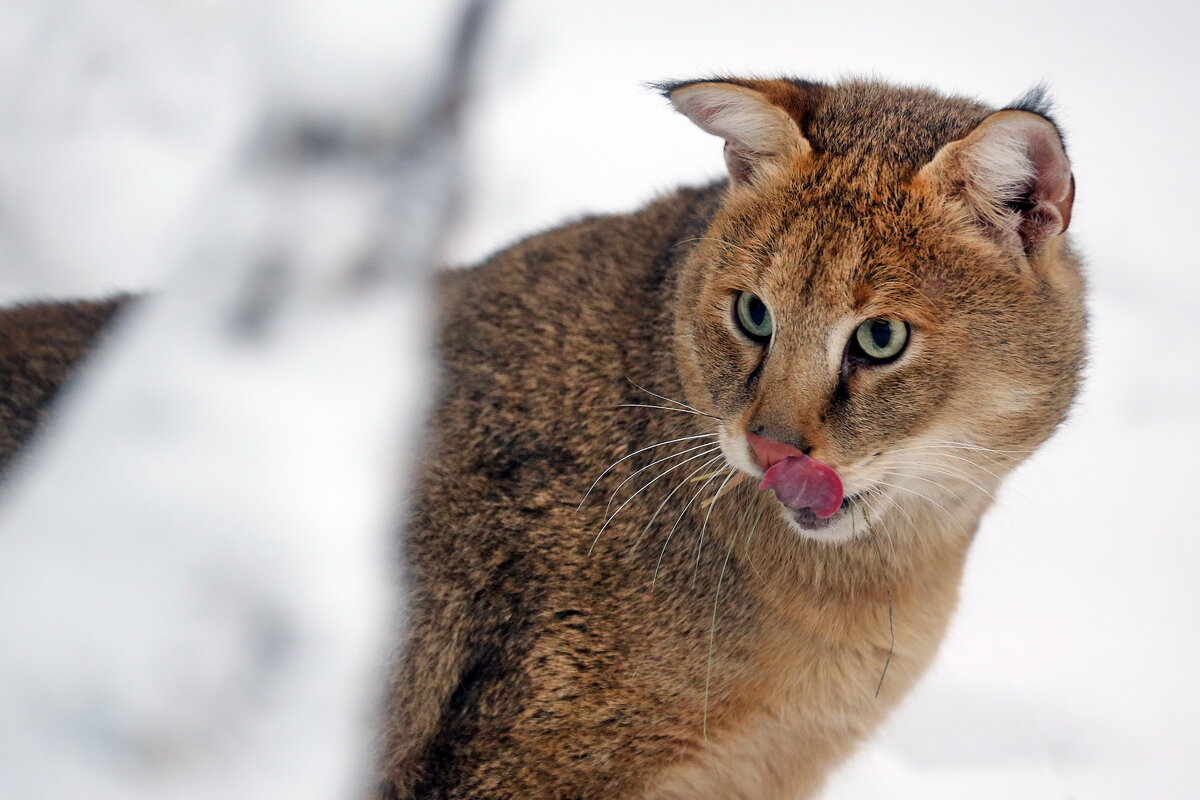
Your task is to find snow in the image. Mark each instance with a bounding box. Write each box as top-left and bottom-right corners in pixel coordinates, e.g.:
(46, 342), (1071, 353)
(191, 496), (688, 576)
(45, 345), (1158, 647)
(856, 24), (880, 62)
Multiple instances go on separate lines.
(0, 0), (1196, 797)
(0, 1), (468, 797)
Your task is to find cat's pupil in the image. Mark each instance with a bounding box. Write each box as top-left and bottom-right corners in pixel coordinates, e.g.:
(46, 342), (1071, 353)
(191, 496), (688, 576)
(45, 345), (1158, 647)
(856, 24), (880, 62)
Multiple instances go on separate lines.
(870, 319), (891, 349)
(749, 297), (766, 326)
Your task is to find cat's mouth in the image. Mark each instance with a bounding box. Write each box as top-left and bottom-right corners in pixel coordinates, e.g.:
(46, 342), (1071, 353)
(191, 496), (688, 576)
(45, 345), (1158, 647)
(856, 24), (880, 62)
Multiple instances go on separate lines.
(757, 451), (845, 519)
(730, 431), (873, 538)
(787, 494), (857, 531)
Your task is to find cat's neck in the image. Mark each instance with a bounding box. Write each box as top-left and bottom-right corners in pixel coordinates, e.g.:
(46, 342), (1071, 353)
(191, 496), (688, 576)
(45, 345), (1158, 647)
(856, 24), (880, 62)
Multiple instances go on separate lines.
(701, 483), (976, 735)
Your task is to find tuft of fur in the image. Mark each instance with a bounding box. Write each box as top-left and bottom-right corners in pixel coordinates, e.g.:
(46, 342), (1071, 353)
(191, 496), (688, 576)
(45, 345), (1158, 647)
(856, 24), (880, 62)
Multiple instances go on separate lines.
(1005, 83), (1056, 122)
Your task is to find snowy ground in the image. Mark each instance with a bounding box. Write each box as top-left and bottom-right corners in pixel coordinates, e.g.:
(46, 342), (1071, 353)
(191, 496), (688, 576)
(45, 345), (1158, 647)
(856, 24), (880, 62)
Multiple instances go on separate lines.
(1, 0), (1197, 797)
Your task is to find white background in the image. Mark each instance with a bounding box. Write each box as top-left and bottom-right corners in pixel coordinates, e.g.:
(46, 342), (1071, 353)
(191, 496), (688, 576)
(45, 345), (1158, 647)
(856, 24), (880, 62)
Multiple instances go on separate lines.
(2, 0), (1197, 797)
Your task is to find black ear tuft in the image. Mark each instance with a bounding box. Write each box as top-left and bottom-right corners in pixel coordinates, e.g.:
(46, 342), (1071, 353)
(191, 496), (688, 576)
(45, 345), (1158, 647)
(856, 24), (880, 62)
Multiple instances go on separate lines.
(648, 77), (728, 101)
(1007, 84), (1053, 116)
(648, 79), (684, 99)
(1002, 84), (1067, 145)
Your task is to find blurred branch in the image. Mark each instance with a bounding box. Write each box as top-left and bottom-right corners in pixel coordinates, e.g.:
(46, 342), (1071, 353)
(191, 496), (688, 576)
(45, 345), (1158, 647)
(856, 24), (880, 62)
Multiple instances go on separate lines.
(0, 2), (491, 799)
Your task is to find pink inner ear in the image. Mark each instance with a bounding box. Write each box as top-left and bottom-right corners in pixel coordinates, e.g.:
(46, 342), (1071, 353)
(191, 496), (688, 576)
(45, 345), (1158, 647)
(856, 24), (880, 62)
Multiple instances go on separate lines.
(1027, 134), (1074, 235)
(668, 82), (808, 186)
(679, 97), (758, 183)
(671, 90), (756, 183)
(677, 95), (724, 130)
(669, 87), (745, 145)
(1008, 114), (1074, 252)
(946, 110), (1076, 254)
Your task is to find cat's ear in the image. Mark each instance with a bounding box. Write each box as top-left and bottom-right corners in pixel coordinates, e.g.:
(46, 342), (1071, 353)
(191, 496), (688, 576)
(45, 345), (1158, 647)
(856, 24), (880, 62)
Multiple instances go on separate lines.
(917, 109), (1074, 254)
(664, 80), (813, 186)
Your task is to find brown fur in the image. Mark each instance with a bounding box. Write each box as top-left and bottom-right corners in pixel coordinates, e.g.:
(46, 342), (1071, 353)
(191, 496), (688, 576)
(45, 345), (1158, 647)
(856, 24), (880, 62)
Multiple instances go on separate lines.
(0, 78), (1086, 800)
(0, 297), (129, 476)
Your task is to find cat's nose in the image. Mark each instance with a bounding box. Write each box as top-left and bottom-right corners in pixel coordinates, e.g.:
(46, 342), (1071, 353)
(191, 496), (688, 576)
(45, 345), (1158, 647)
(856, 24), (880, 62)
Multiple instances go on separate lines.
(746, 430), (810, 471)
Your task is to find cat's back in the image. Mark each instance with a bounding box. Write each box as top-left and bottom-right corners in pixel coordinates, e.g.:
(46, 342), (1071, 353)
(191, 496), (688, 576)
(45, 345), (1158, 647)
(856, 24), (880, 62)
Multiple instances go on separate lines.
(435, 184), (721, 382)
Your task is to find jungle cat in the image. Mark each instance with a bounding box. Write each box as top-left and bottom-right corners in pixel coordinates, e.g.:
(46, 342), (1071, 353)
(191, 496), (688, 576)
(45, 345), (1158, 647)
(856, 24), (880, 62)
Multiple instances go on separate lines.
(0, 78), (1085, 799)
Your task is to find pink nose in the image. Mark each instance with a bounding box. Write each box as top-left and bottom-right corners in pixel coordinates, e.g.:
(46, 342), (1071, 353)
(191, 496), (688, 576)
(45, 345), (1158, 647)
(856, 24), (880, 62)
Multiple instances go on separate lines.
(746, 431), (806, 471)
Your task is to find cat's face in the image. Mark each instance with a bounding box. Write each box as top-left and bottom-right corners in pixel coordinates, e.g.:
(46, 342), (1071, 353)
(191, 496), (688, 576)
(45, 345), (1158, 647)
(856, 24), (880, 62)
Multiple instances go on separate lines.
(669, 79), (1085, 542)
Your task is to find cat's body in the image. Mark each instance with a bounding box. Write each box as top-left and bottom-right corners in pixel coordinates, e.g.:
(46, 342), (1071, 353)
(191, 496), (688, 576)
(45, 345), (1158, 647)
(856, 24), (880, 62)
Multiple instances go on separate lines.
(0, 78), (1085, 799)
(384, 185), (967, 799)
(382, 78), (1084, 799)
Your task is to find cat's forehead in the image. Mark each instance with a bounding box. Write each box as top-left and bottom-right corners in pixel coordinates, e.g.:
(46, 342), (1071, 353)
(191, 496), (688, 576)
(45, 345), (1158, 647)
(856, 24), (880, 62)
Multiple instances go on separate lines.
(763, 228), (941, 320)
(803, 80), (993, 169)
(712, 203), (952, 336)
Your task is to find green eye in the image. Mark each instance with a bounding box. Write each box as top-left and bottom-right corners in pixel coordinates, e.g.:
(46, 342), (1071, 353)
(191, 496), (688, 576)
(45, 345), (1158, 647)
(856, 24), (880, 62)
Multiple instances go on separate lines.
(735, 291), (773, 341)
(852, 317), (909, 362)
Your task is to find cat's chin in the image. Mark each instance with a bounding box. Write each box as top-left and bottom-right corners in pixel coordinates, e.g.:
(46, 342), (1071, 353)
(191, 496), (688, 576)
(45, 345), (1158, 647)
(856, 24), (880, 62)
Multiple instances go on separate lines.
(781, 496), (860, 543)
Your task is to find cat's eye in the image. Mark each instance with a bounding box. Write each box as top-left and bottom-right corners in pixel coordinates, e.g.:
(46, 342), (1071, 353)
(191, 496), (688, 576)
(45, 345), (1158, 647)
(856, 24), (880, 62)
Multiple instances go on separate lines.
(851, 317), (909, 363)
(735, 291), (773, 341)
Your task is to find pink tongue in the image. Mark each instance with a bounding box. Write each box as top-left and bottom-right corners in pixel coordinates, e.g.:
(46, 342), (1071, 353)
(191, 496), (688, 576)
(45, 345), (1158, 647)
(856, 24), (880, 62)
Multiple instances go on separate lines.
(759, 455), (845, 518)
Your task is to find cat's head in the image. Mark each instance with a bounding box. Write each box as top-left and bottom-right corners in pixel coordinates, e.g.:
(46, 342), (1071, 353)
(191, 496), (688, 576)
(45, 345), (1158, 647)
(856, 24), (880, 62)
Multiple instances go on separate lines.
(665, 78), (1085, 543)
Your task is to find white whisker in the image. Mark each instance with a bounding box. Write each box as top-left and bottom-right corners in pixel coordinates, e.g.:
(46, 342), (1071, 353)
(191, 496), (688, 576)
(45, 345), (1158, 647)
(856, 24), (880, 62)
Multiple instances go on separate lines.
(860, 490), (916, 545)
(693, 469), (738, 579)
(588, 446), (724, 555)
(883, 460), (995, 499)
(613, 403), (722, 421)
(654, 461), (728, 585)
(892, 440), (1029, 457)
(630, 452), (728, 552)
(884, 448), (1008, 482)
(625, 378), (715, 418)
(578, 432), (718, 509)
(872, 478), (970, 536)
(604, 442), (722, 518)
